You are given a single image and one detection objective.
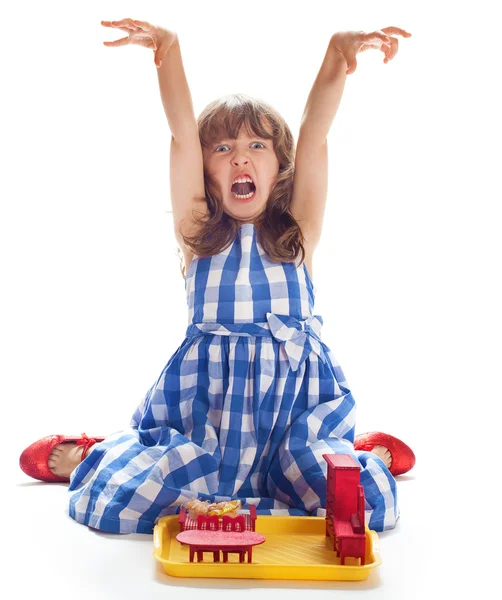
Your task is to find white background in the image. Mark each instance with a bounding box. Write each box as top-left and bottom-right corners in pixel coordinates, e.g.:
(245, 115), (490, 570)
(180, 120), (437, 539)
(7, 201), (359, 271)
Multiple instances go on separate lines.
(3, 0), (500, 598)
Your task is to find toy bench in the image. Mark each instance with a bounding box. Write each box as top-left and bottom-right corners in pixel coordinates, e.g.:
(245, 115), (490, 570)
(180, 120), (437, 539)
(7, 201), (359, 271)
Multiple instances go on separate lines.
(178, 504), (258, 533)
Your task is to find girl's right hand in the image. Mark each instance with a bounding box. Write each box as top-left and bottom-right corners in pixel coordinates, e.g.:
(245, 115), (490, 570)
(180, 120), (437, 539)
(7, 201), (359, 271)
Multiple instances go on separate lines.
(101, 18), (178, 67)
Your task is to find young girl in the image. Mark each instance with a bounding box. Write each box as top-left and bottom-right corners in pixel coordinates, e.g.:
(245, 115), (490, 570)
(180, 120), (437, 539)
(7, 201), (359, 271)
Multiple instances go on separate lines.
(19, 18), (415, 535)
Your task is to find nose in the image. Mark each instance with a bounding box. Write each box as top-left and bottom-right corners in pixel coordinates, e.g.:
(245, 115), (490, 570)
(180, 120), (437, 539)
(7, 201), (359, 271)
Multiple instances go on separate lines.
(231, 149), (249, 166)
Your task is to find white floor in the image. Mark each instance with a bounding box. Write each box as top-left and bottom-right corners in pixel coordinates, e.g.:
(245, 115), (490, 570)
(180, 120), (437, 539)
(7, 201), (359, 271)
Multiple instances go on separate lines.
(9, 440), (488, 600)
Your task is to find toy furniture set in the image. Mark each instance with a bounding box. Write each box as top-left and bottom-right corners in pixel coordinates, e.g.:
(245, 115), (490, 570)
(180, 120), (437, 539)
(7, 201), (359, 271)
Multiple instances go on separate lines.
(176, 507), (263, 563)
(153, 454), (382, 581)
(178, 505), (258, 532)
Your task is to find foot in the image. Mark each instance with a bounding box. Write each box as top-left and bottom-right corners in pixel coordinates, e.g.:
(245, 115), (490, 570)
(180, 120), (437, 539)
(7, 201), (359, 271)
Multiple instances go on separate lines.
(47, 442), (92, 479)
(370, 445), (392, 469)
(355, 432), (415, 476)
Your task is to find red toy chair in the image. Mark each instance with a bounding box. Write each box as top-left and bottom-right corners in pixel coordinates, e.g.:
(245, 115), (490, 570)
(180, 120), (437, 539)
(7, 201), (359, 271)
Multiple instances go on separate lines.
(178, 504), (258, 532)
(247, 505), (258, 532)
(193, 515), (220, 562)
(222, 515), (246, 532)
(197, 514), (220, 531)
(350, 486), (365, 534)
(221, 515), (247, 562)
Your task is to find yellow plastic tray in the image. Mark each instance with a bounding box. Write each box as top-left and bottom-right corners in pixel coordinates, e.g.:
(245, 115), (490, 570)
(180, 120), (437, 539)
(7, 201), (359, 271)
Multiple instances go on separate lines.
(153, 514), (381, 581)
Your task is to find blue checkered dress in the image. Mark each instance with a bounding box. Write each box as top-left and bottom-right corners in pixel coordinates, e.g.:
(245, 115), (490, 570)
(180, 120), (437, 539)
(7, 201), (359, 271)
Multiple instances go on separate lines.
(68, 223), (399, 534)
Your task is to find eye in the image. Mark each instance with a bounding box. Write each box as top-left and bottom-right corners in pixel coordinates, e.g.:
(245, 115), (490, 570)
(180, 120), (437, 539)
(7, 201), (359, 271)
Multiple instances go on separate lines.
(214, 142), (265, 152)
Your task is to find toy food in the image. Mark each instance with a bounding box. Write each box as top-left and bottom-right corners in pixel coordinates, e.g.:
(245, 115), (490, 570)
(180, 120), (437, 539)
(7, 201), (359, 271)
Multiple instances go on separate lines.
(185, 498), (242, 519)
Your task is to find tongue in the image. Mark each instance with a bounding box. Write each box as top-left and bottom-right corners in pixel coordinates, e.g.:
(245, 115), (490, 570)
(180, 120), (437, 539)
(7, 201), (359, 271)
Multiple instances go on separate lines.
(232, 182), (255, 195)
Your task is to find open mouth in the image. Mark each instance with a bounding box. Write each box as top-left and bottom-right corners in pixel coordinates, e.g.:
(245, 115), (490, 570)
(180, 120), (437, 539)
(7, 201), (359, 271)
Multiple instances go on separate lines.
(231, 181), (256, 201)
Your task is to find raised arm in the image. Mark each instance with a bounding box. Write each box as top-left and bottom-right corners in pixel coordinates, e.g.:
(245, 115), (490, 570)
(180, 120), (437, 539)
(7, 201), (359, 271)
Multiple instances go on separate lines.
(289, 38), (347, 249)
(101, 18), (208, 258)
(157, 33), (208, 250)
(102, 19), (199, 139)
(155, 33), (200, 141)
(298, 27), (409, 141)
(297, 36), (348, 142)
(290, 28), (410, 248)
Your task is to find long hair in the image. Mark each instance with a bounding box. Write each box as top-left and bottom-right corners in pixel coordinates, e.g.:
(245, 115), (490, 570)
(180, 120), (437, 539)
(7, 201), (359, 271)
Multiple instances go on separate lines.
(175, 93), (306, 279)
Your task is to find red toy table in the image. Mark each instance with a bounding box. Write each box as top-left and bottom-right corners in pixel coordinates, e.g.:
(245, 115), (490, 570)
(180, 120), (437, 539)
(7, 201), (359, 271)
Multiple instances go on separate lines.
(176, 530), (266, 563)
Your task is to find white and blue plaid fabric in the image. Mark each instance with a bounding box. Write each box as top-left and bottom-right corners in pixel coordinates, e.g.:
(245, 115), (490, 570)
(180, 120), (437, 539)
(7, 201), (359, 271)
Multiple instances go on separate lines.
(68, 223), (398, 534)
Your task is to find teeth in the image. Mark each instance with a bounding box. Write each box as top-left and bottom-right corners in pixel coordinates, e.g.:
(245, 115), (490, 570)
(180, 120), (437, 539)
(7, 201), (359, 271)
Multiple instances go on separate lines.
(232, 190), (255, 199)
(232, 177), (254, 184)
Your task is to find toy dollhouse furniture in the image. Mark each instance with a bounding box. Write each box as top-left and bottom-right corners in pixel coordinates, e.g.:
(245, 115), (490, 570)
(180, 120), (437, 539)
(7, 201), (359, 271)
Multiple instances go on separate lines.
(221, 515), (246, 562)
(175, 529), (266, 563)
(176, 506), (263, 563)
(323, 453), (366, 566)
(178, 504), (257, 532)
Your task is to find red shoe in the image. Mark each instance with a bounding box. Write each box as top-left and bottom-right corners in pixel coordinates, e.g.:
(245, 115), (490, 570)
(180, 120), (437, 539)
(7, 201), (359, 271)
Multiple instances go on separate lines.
(354, 432), (416, 476)
(19, 433), (106, 483)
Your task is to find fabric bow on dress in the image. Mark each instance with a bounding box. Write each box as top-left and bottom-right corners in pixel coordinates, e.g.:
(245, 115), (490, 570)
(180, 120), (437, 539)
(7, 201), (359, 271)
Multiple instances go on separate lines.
(265, 313), (327, 372)
(186, 313), (327, 372)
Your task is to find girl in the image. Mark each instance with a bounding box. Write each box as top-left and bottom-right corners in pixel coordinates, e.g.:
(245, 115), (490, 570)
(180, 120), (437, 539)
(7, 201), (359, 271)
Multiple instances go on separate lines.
(20, 18), (415, 534)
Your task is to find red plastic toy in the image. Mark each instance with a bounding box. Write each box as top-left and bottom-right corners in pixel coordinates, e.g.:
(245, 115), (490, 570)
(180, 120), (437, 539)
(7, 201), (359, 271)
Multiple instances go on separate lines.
(175, 454), (367, 566)
(323, 453), (366, 565)
(178, 504), (257, 532)
(176, 508), (264, 563)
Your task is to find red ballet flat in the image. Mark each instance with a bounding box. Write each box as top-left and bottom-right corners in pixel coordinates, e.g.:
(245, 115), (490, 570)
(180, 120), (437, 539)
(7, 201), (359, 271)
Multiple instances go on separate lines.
(354, 432), (416, 476)
(19, 433), (106, 483)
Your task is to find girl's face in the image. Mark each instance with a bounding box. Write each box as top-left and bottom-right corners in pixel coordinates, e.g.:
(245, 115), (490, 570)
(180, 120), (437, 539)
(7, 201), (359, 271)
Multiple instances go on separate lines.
(203, 126), (280, 224)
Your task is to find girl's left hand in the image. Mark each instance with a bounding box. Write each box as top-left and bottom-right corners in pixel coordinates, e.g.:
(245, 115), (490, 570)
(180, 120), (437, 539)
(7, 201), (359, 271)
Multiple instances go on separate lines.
(331, 27), (412, 75)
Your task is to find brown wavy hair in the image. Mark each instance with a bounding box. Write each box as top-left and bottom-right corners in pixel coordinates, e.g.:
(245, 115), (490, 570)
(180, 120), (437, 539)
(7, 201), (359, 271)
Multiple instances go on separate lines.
(175, 93), (306, 279)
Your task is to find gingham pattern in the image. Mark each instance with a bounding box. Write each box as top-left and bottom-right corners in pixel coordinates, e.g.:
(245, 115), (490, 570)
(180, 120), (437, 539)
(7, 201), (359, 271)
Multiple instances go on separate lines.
(68, 224), (398, 534)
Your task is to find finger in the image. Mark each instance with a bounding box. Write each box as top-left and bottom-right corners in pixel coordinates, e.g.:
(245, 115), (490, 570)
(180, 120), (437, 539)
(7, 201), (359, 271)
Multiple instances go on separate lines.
(103, 36), (129, 47)
(110, 19), (141, 31)
(363, 30), (392, 45)
(384, 36), (399, 63)
(104, 22), (137, 34)
(118, 18), (142, 30)
(380, 26), (412, 38)
(111, 18), (135, 26)
(131, 20), (153, 30)
(101, 21), (133, 32)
